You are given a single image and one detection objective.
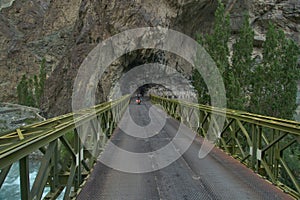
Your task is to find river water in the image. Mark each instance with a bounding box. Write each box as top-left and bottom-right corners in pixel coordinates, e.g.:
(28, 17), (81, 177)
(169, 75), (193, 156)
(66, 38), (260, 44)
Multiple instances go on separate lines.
(0, 104), (64, 199)
(0, 161), (50, 199)
(0, 160), (66, 199)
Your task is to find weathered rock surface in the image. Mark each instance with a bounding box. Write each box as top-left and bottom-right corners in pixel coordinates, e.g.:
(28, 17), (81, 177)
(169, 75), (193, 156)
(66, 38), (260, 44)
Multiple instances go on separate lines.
(0, 0), (80, 102)
(0, 0), (299, 117)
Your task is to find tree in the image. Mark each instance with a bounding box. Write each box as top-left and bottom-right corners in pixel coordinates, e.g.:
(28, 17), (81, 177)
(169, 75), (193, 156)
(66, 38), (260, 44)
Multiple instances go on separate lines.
(193, 0), (230, 105)
(192, 61), (210, 104)
(34, 75), (39, 104)
(204, 0), (230, 76)
(34, 58), (46, 106)
(16, 58), (47, 107)
(249, 23), (300, 119)
(229, 14), (254, 110)
(26, 78), (35, 107)
(17, 75), (28, 105)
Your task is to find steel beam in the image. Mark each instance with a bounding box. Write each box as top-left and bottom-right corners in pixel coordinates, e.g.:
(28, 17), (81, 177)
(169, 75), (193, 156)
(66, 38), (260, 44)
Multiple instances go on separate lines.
(151, 95), (300, 199)
(19, 156), (30, 200)
(0, 95), (130, 200)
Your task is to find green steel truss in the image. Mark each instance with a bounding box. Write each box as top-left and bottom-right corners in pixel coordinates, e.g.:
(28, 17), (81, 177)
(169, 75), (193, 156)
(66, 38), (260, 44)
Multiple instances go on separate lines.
(151, 95), (300, 199)
(0, 95), (130, 199)
(1, 94), (299, 199)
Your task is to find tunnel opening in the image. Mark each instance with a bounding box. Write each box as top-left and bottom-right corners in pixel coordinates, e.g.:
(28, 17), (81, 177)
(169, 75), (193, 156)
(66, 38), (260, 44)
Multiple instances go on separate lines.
(100, 49), (198, 103)
(133, 83), (175, 98)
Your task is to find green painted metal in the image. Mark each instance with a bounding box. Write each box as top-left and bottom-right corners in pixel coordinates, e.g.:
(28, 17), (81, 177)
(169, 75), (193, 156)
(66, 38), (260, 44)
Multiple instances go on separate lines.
(0, 164), (11, 188)
(151, 95), (300, 199)
(19, 156), (30, 200)
(0, 95), (130, 199)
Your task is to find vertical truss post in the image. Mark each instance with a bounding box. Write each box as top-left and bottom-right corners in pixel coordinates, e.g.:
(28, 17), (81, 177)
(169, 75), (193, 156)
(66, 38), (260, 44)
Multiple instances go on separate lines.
(50, 139), (59, 193)
(100, 116), (106, 149)
(0, 165), (12, 188)
(269, 129), (275, 179)
(251, 124), (257, 170)
(31, 141), (57, 200)
(74, 128), (82, 191)
(199, 109), (204, 133)
(108, 110), (115, 136)
(19, 156), (30, 200)
(231, 120), (237, 156)
(273, 130), (280, 183)
(256, 126), (262, 172)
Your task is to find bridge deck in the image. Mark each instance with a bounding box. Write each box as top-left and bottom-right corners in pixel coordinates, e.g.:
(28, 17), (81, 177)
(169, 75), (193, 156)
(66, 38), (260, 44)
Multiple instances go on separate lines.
(77, 99), (293, 200)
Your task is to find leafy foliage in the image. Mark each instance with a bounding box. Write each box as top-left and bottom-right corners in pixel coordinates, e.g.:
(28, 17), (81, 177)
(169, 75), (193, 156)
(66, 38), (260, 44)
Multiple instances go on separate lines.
(191, 1), (300, 192)
(192, 0), (230, 105)
(229, 14), (254, 110)
(193, 1), (300, 120)
(17, 75), (29, 105)
(17, 58), (47, 107)
(249, 23), (300, 119)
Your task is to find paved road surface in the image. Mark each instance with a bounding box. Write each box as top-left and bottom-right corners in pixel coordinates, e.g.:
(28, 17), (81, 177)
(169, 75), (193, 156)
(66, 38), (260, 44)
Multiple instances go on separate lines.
(77, 99), (293, 200)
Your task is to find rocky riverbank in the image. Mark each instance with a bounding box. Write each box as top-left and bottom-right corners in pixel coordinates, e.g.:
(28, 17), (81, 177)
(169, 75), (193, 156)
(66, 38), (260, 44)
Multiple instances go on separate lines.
(0, 102), (44, 133)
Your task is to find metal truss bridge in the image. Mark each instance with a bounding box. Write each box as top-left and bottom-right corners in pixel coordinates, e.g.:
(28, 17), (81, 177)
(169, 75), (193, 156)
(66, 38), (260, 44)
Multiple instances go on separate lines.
(0, 95), (299, 199)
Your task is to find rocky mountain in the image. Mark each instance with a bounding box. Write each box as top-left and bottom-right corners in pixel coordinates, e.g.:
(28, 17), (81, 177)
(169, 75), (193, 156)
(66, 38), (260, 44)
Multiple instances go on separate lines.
(0, 0), (299, 117)
(0, 0), (81, 102)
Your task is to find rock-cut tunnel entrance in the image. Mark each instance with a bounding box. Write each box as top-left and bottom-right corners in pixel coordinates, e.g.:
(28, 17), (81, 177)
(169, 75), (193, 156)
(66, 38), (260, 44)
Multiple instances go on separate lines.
(105, 50), (198, 104)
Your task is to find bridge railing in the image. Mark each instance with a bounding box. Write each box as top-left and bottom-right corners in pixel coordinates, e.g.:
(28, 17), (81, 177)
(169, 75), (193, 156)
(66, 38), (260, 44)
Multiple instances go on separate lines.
(0, 95), (130, 199)
(151, 95), (300, 199)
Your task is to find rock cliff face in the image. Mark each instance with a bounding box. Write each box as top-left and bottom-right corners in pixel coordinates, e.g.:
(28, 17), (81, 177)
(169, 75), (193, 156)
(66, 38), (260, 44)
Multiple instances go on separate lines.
(0, 0), (299, 117)
(0, 0), (81, 102)
(251, 0), (300, 44)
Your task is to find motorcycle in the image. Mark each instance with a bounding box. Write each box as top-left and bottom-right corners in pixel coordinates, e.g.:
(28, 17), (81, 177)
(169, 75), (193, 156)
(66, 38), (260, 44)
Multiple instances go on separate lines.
(136, 98), (141, 104)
